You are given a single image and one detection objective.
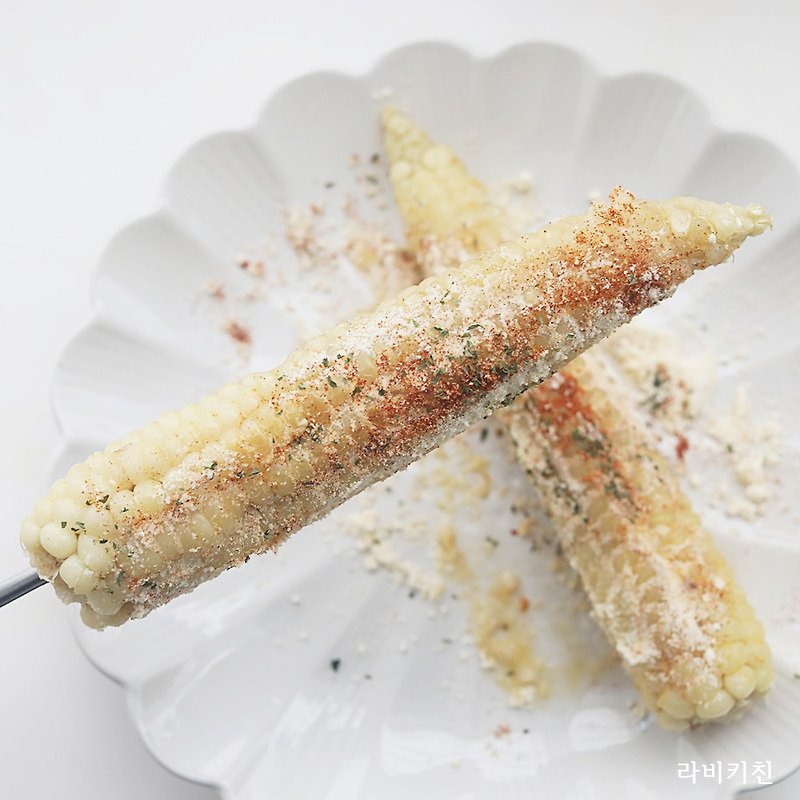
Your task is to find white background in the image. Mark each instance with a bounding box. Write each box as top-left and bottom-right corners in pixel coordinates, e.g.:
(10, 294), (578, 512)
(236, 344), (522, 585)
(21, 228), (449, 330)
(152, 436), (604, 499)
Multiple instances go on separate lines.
(1, 1), (797, 797)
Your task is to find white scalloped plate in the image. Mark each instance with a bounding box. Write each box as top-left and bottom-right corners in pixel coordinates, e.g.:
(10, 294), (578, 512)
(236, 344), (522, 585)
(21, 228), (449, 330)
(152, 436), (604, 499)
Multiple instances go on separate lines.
(52, 42), (800, 799)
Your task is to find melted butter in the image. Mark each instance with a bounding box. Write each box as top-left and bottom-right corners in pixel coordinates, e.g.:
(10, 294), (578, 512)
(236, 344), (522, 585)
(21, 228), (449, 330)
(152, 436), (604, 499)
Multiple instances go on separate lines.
(471, 570), (550, 706)
(437, 520), (549, 706)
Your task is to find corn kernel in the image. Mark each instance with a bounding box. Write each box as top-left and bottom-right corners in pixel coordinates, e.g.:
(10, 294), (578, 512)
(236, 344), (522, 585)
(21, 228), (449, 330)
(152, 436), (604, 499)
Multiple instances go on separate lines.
(87, 584), (125, 616)
(173, 520), (197, 552)
(84, 451), (129, 492)
(31, 496), (54, 526)
(194, 410), (222, 445)
(134, 480), (167, 516)
(52, 496), (81, 526)
(59, 555), (99, 595)
(127, 546), (167, 580)
(109, 489), (136, 522)
(79, 505), (113, 538)
(719, 641), (748, 673)
(238, 418), (275, 456)
(657, 688), (694, 720)
(724, 665), (757, 700)
(243, 372), (278, 399)
(187, 511), (215, 542)
(115, 442), (158, 485)
(696, 689), (735, 720)
(656, 712), (690, 732)
(20, 518), (41, 550)
(288, 457), (315, 484)
(153, 526), (184, 560)
(77, 533), (114, 575)
(751, 642), (771, 666)
(195, 495), (239, 538)
(262, 463), (295, 498)
(40, 521), (78, 560)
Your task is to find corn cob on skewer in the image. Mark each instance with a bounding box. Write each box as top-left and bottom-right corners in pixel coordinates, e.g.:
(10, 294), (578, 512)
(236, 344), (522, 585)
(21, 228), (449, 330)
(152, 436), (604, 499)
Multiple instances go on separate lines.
(381, 106), (773, 727)
(22, 167), (767, 632)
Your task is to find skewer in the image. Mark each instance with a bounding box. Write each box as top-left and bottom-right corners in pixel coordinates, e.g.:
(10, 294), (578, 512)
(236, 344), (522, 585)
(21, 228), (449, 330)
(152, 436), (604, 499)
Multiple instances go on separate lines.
(0, 570), (45, 608)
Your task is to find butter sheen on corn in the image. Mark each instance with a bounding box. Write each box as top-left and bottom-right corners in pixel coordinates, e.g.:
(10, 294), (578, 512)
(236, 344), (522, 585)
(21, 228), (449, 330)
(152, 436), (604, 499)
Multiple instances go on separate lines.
(22, 140), (769, 631)
(381, 106), (773, 728)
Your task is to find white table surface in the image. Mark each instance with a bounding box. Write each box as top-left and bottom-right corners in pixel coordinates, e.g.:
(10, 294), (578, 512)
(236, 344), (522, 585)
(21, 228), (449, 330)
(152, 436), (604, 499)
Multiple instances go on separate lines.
(1, 1), (798, 797)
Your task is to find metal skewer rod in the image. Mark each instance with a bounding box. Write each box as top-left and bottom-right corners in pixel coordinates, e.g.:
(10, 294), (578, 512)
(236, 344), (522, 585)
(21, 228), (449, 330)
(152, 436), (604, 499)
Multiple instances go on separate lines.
(0, 570), (46, 608)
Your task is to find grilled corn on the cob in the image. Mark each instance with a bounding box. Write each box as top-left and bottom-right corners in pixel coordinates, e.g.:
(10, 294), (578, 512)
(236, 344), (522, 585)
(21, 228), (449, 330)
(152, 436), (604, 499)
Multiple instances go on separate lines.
(500, 355), (773, 729)
(23, 152), (768, 631)
(381, 106), (773, 727)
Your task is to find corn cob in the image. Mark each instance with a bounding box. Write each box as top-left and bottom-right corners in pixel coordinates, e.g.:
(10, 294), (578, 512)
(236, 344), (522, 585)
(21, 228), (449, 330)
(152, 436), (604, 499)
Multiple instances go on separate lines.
(380, 108), (516, 273)
(499, 355), (773, 729)
(22, 164), (767, 632)
(381, 106), (773, 727)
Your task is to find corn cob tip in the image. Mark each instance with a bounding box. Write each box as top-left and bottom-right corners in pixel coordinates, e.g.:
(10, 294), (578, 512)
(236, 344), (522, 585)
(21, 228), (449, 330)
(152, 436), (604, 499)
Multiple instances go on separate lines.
(610, 189), (771, 267)
(380, 105), (515, 271)
(380, 105), (417, 141)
